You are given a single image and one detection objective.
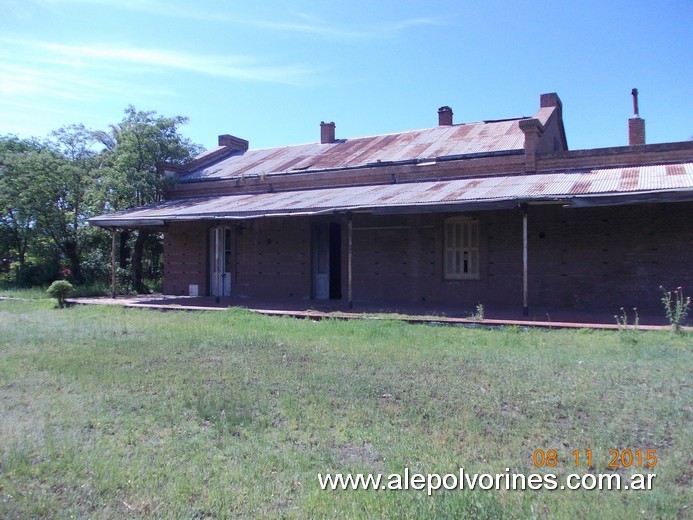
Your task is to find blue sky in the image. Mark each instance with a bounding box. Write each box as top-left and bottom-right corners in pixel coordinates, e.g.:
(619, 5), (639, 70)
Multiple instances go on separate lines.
(1, 0), (691, 151)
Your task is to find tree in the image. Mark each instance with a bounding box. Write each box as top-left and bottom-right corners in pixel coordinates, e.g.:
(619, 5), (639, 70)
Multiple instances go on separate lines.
(0, 107), (201, 292)
(0, 136), (60, 285)
(95, 106), (202, 292)
(31, 125), (100, 284)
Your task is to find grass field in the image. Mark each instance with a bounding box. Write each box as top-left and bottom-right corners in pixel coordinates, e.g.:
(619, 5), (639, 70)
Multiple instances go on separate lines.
(0, 298), (691, 518)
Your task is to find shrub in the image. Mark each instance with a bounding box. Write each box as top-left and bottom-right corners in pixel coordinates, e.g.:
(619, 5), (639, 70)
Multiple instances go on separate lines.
(46, 280), (74, 308)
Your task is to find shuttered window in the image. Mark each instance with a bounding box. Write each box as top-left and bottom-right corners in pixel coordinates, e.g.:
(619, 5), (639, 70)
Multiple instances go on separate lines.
(444, 218), (479, 279)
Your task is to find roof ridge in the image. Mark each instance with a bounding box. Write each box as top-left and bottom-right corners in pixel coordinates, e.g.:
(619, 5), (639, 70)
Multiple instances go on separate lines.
(239, 117), (529, 153)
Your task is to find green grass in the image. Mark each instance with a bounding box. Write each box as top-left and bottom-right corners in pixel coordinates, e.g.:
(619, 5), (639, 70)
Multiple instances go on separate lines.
(0, 283), (123, 299)
(0, 299), (691, 519)
(0, 285), (50, 299)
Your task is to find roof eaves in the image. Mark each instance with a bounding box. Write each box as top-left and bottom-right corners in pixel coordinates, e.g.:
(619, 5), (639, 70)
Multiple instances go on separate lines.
(567, 188), (693, 208)
(90, 166), (693, 228)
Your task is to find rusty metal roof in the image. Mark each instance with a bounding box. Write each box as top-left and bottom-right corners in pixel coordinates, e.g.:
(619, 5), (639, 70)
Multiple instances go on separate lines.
(182, 119), (528, 181)
(90, 163), (693, 227)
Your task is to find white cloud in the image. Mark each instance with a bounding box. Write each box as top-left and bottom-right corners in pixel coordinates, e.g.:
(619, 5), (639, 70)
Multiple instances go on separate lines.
(0, 37), (313, 137)
(42, 42), (314, 83)
(38, 0), (441, 40)
(0, 39), (316, 89)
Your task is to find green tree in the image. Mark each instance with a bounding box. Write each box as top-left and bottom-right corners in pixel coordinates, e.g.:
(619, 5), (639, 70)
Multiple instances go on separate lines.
(31, 125), (100, 284)
(0, 136), (61, 285)
(94, 106), (202, 292)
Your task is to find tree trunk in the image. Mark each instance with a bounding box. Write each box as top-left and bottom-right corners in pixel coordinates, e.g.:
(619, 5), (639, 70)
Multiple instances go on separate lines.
(119, 230), (130, 268)
(132, 230), (149, 293)
(64, 242), (83, 285)
(16, 253), (26, 287)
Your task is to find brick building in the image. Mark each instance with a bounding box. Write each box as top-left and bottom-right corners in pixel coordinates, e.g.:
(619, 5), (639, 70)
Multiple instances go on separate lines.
(90, 92), (693, 315)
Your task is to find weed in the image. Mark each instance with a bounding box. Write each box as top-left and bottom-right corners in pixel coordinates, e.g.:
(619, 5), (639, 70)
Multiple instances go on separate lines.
(614, 306), (639, 331)
(615, 307), (640, 345)
(660, 286), (691, 331)
(190, 391), (253, 434)
(471, 303), (485, 321)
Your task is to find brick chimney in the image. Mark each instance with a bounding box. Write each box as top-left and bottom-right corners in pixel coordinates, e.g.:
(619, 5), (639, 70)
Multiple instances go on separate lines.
(519, 118), (543, 172)
(438, 106), (453, 126)
(540, 92), (562, 110)
(218, 134), (249, 151)
(628, 88), (645, 146)
(320, 121), (336, 144)
(539, 92), (567, 151)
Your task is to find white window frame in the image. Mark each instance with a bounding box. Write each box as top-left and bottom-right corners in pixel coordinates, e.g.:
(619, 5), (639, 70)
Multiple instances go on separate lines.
(444, 217), (479, 280)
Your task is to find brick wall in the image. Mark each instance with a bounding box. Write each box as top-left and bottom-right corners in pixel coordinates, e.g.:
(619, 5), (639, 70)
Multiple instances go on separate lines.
(628, 117), (646, 146)
(233, 217), (312, 299)
(526, 202), (692, 310)
(350, 203), (692, 312)
(161, 202), (693, 313)
(163, 221), (208, 295)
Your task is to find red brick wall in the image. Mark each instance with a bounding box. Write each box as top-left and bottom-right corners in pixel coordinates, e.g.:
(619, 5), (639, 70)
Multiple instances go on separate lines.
(162, 202), (693, 313)
(163, 222), (208, 295)
(351, 215), (437, 303)
(628, 117), (646, 146)
(164, 218), (313, 298)
(526, 202), (692, 310)
(233, 217), (312, 299)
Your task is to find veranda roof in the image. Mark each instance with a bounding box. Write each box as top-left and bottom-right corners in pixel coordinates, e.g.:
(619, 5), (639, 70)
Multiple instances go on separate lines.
(89, 163), (693, 228)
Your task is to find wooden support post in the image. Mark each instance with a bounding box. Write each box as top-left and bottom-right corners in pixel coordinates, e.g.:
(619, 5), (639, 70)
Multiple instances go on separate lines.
(522, 204), (529, 316)
(347, 213), (353, 309)
(214, 226), (220, 304)
(111, 228), (117, 298)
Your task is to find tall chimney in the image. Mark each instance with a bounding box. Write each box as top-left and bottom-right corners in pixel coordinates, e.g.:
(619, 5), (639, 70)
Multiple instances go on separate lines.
(438, 106), (453, 126)
(320, 121), (336, 144)
(628, 88), (645, 146)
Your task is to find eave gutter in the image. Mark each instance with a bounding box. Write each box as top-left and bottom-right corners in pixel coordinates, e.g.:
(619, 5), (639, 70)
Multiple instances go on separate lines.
(88, 219), (167, 229)
(567, 189), (693, 208)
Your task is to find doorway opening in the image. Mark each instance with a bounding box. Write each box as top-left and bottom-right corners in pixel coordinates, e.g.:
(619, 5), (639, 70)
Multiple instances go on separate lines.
(312, 222), (341, 299)
(209, 226), (232, 296)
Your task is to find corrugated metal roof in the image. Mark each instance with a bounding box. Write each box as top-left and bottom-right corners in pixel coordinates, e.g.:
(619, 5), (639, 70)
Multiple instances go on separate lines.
(182, 119), (528, 181)
(90, 163), (693, 227)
